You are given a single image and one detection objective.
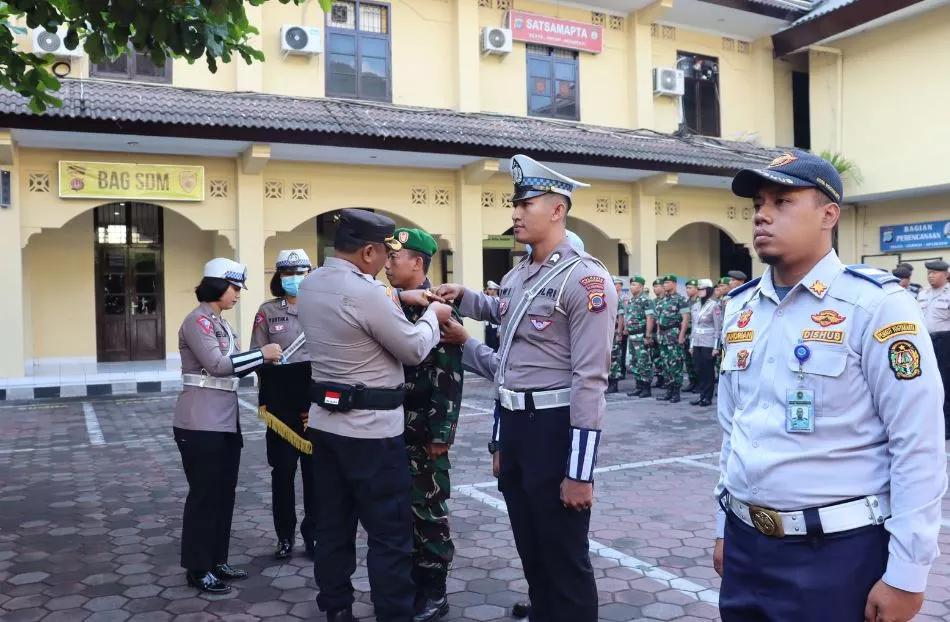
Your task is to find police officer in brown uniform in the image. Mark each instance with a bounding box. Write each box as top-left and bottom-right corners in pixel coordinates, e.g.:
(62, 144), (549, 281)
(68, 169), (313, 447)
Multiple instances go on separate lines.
(251, 249), (318, 561)
(437, 154), (617, 622)
(297, 209), (454, 622)
(174, 258), (283, 593)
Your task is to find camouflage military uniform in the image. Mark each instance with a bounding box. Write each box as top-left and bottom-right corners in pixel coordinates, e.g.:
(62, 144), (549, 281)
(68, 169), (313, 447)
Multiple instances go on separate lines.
(624, 294), (654, 384)
(654, 293), (690, 389)
(609, 296), (627, 381)
(401, 279), (464, 595)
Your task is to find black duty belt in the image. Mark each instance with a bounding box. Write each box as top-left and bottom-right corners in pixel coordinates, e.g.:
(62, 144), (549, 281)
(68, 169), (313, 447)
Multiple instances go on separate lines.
(310, 381), (405, 413)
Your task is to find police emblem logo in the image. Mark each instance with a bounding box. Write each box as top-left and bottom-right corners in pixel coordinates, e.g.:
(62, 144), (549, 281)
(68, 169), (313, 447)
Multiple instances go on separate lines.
(888, 340), (921, 380)
(549, 252), (561, 264)
(736, 349), (750, 369)
(288, 251), (300, 264)
(197, 316), (213, 335)
(499, 300), (509, 315)
(587, 291), (606, 313)
(511, 160), (524, 184)
(530, 318), (553, 331)
(768, 153), (798, 169)
(398, 231), (409, 244)
(810, 309), (845, 327)
(737, 309), (753, 328)
(179, 170), (198, 193)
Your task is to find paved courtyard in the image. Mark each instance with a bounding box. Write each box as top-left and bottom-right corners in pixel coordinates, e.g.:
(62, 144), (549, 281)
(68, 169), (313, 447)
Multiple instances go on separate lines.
(2, 374), (950, 621)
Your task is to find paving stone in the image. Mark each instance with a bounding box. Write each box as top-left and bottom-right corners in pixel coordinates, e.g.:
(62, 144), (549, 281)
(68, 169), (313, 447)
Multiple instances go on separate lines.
(47, 594), (90, 610)
(8, 570), (49, 585)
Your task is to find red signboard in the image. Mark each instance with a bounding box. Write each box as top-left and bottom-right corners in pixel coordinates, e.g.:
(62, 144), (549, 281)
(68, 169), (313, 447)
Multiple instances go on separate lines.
(507, 10), (604, 54)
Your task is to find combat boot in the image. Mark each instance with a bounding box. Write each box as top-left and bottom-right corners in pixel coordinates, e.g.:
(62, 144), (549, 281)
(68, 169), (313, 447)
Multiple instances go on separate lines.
(638, 382), (652, 398)
(626, 381), (643, 397)
(670, 386), (681, 404)
(656, 386), (673, 401)
(512, 601), (532, 618)
(606, 378), (619, 394)
(413, 590), (449, 621)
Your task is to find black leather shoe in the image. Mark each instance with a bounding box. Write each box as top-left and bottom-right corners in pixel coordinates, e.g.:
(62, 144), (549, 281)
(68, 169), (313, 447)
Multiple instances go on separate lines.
(670, 387), (681, 404)
(606, 379), (618, 394)
(275, 539), (292, 560)
(213, 563), (247, 580)
(186, 570), (231, 594)
(684, 383), (697, 393)
(512, 601), (531, 618)
(690, 396), (704, 405)
(304, 540), (316, 561)
(639, 384), (652, 398)
(327, 608), (356, 622)
(413, 593), (449, 621)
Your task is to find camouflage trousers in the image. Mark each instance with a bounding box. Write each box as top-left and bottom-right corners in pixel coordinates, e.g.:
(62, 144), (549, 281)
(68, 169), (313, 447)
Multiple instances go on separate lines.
(610, 334), (624, 380)
(657, 328), (686, 387)
(625, 334), (653, 384)
(407, 445), (454, 587)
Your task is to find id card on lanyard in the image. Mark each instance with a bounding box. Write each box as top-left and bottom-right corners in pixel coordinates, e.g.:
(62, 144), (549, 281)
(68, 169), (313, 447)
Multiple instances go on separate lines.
(786, 343), (815, 433)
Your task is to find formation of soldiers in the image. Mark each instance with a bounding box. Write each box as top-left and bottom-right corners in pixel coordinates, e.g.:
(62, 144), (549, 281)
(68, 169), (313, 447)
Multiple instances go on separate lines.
(608, 270), (748, 404)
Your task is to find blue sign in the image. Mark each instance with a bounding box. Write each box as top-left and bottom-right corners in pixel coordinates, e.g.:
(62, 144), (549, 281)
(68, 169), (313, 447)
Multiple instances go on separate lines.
(880, 220), (950, 252)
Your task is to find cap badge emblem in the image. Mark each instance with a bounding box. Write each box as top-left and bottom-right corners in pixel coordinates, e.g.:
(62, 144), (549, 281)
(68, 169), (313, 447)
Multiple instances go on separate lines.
(288, 252), (300, 264)
(398, 231), (409, 244)
(511, 160), (524, 184)
(768, 153), (798, 169)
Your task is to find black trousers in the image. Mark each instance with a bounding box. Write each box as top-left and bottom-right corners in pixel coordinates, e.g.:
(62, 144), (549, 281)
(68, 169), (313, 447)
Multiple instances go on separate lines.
(309, 429), (414, 622)
(266, 428), (318, 543)
(933, 332), (950, 434)
(174, 427), (242, 572)
(497, 404), (598, 622)
(692, 346), (716, 400)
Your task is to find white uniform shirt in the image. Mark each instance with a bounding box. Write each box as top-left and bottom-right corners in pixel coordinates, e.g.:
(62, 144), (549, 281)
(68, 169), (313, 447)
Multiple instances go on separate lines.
(917, 283), (950, 334)
(714, 250), (946, 593)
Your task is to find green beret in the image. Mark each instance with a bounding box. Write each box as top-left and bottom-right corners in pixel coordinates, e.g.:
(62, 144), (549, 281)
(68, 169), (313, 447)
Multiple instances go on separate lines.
(718, 277), (731, 286)
(686, 279), (698, 287)
(394, 228), (437, 257)
(652, 278), (663, 285)
(630, 275), (645, 285)
(663, 274), (678, 283)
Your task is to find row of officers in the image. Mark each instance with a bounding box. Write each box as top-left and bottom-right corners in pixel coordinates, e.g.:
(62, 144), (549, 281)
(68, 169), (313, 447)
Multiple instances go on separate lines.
(168, 149), (950, 622)
(607, 270), (749, 406)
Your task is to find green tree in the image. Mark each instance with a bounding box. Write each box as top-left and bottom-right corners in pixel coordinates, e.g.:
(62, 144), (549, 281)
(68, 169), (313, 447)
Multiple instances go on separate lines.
(1, 0), (333, 113)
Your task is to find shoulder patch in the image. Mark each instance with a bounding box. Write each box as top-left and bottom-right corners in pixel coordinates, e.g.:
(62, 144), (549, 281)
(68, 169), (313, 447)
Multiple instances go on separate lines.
(728, 276), (761, 298)
(845, 264), (899, 287)
(254, 312), (265, 327)
(196, 316), (213, 335)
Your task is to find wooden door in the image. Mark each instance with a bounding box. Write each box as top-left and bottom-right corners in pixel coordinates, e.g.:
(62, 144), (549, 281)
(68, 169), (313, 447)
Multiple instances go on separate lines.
(94, 203), (164, 362)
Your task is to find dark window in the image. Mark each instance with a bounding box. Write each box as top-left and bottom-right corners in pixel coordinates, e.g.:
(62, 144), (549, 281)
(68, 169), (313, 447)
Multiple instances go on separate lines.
(526, 45), (579, 121)
(326, 0), (391, 101)
(792, 71), (811, 149)
(92, 48), (171, 83)
(678, 51), (720, 137)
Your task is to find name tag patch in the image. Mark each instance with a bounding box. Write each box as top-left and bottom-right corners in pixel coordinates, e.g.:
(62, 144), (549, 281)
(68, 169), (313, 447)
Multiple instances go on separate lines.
(874, 322), (919, 343)
(800, 329), (844, 344)
(726, 330), (754, 344)
(888, 340), (921, 380)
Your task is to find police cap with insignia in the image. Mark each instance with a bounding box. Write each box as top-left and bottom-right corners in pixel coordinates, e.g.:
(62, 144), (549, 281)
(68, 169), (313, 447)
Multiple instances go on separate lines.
(925, 260), (949, 272)
(510, 154), (590, 205)
(892, 266), (913, 279)
(613, 276), (624, 285)
(630, 275), (646, 285)
(393, 228), (438, 257)
(732, 149), (844, 205)
(275, 249), (311, 272)
(334, 208), (402, 251)
(698, 278), (714, 288)
(204, 257), (248, 290)
(727, 270), (748, 282)
(487, 280), (500, 290)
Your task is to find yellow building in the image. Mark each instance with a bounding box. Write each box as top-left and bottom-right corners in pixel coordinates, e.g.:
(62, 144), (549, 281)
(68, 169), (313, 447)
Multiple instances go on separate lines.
(0, 0), (942, 391)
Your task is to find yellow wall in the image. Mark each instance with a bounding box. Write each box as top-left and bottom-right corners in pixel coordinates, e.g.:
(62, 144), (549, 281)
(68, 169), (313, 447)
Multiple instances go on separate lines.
(164, 210), (216, 355)
(773, 58), (794, 147)
(810, 4), (950, 197)
(658, 222), (720, 279)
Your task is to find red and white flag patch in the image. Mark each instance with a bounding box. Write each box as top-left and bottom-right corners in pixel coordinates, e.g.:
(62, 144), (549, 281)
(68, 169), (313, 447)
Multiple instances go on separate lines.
(197, 316), (213, 335)
(324, 391), (341, 406)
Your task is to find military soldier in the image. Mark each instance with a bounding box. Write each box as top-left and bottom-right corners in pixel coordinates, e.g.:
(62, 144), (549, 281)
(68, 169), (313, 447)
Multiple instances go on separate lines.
(917, 259), (950, 438)
(651, 277), (666, 389)
(683, 278), (701, 392)
(251, 249), (319, 561)
(174, 258), (283, 594)
(654, 275), (690, 403)
(384, 227), (464, 622)
(714, 150), (946, 622)
(297, 209), (454, 622)
(623, 275), (655, 398)
(436, 154), (617, 622)
(688, 278), (721, 407)
(608, 276), (627, 393)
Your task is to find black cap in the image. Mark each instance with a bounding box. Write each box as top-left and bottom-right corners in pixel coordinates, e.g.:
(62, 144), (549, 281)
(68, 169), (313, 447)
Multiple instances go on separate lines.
(895, 262), (913, 272)
(892, 266), (912, 279)
(732, 150), (844, 205)
(727, 270), (748, 281)
(925, 260), (949, 271)
(334, 208), (402, 251)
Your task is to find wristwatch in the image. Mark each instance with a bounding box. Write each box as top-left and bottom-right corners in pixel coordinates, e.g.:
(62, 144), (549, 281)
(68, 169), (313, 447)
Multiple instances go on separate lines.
(488, 440), (499, 454)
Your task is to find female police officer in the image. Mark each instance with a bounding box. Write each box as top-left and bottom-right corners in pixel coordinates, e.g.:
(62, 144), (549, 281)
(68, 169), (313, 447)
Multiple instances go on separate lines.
(251, 249), (319, 561)
(174, 257), (282, 594)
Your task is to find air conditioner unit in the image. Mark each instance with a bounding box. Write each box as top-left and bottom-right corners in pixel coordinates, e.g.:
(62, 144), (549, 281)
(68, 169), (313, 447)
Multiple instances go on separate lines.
(280, 25), (323, 56)
(32, 27), (83, 58)
(481, 27), (512, 55)
(653, 67), (685, 97)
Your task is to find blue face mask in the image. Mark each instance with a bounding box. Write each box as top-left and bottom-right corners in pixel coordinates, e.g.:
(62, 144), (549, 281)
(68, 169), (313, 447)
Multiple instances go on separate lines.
(281, 275), (306, 297)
